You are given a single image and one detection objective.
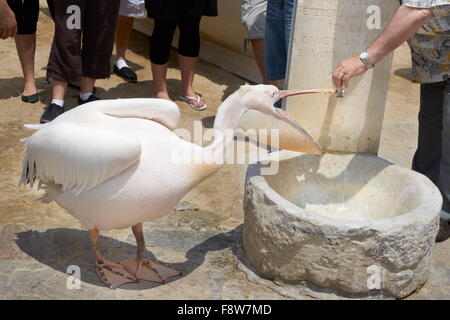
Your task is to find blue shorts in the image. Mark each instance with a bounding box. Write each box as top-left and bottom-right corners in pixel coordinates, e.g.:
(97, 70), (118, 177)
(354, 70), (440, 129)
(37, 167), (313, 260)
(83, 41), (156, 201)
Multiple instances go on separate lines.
(264, 0), (295, 81)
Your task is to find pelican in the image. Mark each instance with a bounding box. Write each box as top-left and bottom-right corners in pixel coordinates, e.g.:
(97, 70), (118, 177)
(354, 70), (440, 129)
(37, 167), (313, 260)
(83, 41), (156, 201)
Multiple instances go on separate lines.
(19, 84), (322, 289)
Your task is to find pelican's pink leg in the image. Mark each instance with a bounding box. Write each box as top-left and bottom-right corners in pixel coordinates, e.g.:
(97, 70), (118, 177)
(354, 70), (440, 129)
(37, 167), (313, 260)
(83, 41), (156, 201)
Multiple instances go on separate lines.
(89, 228), (137, 289)
(120, 223), (181, 283)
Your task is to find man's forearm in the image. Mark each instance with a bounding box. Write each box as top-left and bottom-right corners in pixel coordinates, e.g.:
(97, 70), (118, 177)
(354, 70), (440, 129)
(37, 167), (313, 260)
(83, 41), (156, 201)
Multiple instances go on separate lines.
(367, 5), (432, 64)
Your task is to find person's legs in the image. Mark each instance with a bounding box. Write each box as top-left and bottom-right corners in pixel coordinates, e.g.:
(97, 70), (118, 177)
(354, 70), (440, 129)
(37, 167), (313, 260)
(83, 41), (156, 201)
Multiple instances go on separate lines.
(114, 14), (137, 82)
(42, 0), (86, 122)
(178, 55), (197, 98)
(51, 79), (67, 101)
(7, 0), (39, 101)
(150, 19), (177, 100)
(250, 39), (267, 83)
(412, 82), (445, 185)
(80, 0), (120, 103)
(241, 0), (267, 83)
(283, 0), (295, 52)
(437, 78), (450, 242)
(412, 80), (450, 242)
(80, 77), (96, 97)
(177, 17), (201, 98)
(264, 0), (286, 89)
(151, 63), (170, 100)
(15, 33), (37, 96)
(177, 17), (207, 110)
(115, 15), (134, 62)
(46, 0), (85, 87)
(439, 79), (450, 225)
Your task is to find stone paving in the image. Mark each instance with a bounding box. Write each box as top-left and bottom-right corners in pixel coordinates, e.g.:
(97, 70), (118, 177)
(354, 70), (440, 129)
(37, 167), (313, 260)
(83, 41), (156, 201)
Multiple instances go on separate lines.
(0, 205), (293, 300)
(0, 201), (449, 300)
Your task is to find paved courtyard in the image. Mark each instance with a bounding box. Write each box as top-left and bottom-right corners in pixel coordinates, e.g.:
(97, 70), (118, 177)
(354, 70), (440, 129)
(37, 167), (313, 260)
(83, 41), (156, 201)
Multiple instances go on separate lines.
(0, 8), (448, 300)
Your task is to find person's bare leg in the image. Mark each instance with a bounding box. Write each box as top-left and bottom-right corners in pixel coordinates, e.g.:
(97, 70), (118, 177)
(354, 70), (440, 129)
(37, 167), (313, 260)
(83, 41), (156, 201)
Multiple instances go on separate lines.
(15, 33), (37, 96)
(151, 62), (171, 100)
(52, 79), (67, 100)
(114, 16), (138, 82)
(178, 54), (206, 109)
(115, 15), (134, 62)
(178, 54), (197, 98)
(249, 38), (268, 84)
(120, 223), (181, 283)
(89, 228), (136, 289)
(80, 77), (95, 95)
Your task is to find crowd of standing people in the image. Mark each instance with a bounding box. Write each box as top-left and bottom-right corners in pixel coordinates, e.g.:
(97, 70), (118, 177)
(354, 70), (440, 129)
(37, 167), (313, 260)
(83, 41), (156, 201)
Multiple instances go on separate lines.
(0, 0), (297, 117)
(0, 0), (220, 121)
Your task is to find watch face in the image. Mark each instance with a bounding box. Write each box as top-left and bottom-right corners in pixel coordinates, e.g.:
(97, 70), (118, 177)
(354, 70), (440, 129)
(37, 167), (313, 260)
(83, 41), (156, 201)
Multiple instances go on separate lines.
(360, 52), (368, 59)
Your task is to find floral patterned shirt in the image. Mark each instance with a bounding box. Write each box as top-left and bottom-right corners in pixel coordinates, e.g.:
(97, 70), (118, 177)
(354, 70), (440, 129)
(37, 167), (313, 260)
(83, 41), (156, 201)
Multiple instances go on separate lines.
(401, 0), (449, 83)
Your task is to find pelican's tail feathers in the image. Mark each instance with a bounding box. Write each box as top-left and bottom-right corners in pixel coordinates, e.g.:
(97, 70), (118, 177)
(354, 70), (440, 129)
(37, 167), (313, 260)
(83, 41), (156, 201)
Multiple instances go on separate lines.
(35, 192), (52, 204)
(24, 124), (48, 131)
(34, 183), (52, 203)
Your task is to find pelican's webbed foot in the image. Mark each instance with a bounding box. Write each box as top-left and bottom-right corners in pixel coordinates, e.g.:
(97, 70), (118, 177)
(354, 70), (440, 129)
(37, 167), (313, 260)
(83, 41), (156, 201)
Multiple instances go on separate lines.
(96, 261), (137, 289)
(120, 255), (181, 283)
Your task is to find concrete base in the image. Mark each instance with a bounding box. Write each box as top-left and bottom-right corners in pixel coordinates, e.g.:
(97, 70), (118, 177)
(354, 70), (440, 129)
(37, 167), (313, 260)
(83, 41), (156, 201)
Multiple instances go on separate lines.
(243, 151), (442, 298)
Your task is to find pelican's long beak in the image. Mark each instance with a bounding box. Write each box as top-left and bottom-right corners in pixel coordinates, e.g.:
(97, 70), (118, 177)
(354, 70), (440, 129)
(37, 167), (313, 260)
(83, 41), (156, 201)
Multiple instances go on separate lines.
(262, 88), (340, 156)
(269, 107), (322, 156)
(278, 88), (342, 99)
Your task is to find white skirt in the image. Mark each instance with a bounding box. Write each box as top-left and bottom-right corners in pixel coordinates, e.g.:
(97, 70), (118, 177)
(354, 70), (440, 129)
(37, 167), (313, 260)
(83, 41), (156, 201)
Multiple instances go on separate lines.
(119, 0), (145, 17)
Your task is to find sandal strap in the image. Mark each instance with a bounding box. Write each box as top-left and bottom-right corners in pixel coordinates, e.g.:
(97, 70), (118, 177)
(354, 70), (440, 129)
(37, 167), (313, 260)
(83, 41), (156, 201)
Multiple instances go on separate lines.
(181, 94), (201, 103)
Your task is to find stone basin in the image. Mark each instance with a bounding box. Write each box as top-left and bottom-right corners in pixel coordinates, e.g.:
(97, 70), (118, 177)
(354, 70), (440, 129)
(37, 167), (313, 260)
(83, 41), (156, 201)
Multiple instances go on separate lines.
(243, 151), (442, 299)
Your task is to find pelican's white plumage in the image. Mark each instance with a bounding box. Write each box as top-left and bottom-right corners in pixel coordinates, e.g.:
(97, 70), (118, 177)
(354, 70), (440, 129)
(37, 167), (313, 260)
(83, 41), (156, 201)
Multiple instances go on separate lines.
(20, 87), (322, 232)
(21, 99), (180, 194)
(19, 85), (322, 288)
(20, 98), (207, 230)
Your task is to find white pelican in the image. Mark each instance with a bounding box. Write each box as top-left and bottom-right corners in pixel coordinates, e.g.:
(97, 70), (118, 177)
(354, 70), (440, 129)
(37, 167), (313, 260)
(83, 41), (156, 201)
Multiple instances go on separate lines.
(19, 84), (321, 289)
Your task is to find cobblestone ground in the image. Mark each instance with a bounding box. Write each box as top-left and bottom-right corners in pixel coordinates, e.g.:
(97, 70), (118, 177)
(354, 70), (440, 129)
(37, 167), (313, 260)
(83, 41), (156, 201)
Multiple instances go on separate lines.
(0, 7), (448, 300)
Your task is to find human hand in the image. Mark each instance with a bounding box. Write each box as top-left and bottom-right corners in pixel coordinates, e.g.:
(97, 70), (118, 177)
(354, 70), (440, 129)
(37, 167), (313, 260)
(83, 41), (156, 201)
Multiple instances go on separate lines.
(0, 4), (17, 39)
(332, 56), (368, 88)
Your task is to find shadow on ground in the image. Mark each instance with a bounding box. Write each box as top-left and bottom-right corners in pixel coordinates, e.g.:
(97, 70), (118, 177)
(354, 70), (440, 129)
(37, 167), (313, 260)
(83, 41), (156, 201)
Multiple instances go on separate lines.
(14, 225), (254, 290)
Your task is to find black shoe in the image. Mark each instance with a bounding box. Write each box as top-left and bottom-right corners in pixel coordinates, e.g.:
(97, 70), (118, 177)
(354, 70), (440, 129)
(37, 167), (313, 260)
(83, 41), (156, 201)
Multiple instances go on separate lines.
(68, 83), (97, 95)
(113, 65), (137, 82)
(40, 103), (64, 123)
(77, 94), (101, 106)
(21, 93), (39, 104)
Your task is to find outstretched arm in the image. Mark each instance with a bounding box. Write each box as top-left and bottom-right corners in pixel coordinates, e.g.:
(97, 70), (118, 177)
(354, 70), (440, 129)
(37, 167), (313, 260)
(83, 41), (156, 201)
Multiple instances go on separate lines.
(0, 0), (17, 39)
(331, 5), (432, 88)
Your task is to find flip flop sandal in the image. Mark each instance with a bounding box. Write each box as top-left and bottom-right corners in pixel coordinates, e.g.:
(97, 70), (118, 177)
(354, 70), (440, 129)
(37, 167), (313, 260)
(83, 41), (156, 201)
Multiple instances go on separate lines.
(179, 94), (207, 111)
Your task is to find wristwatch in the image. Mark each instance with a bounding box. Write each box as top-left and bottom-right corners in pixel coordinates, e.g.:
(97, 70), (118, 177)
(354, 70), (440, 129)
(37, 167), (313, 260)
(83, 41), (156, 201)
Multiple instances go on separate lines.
(359, 51), (374, 69)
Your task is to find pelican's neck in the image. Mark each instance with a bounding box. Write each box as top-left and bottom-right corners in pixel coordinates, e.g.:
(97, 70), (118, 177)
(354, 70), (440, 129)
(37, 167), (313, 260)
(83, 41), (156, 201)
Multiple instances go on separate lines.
(204, 92), (248, 165)
(185, 92), (249, 189)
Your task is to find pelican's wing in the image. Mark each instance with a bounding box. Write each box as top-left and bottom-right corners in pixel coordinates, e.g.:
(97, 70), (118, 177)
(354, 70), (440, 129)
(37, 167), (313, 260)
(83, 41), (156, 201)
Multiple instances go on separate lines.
(19, 98), (181, 194)
(97, 98), (181, 131)
(20, 122), (142, 195)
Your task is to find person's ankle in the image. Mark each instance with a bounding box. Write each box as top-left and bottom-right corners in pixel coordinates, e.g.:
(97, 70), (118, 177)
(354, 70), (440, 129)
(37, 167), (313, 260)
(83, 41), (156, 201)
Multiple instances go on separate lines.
(115, 58), (128, 69)
(23, 82), (37, 95)
(154, 91), (170, 100)
(183, 88), (196, 98)
(79, 92), (93, 101)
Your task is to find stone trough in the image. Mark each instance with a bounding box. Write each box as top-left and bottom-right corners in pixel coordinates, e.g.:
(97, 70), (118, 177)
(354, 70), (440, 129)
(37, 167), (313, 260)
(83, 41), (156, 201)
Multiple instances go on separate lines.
(243, 151), (442, 299)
